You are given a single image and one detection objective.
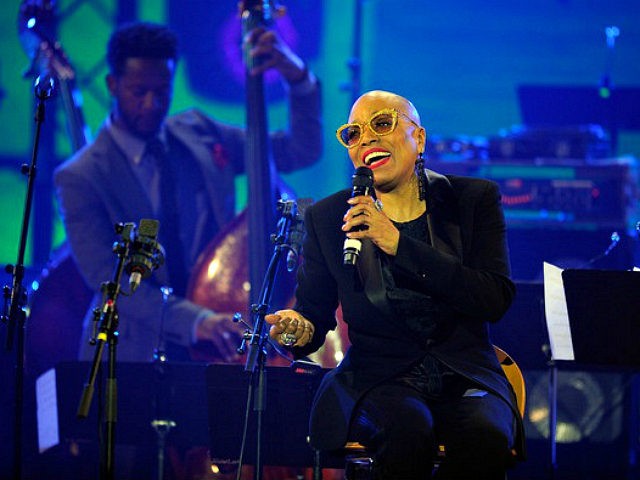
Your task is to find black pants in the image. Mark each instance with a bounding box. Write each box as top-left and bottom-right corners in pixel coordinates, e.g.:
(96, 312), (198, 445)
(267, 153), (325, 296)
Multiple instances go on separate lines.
(348, 365), (515, 480)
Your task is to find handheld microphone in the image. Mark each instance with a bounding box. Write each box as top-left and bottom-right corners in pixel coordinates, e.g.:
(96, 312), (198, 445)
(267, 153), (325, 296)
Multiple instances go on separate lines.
(125, 219), (165, 292)
(343, 166), (375, 266)
(286, 198), (313, 272)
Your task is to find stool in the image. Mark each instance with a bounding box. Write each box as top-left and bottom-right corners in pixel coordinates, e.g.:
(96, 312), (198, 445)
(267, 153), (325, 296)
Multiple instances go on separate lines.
(342, 442), (446, 480)
(343, 442), (373, 480)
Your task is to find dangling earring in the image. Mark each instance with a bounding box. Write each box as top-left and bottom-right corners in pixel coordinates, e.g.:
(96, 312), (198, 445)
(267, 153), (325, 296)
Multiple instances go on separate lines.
(415, 151), (426, 201)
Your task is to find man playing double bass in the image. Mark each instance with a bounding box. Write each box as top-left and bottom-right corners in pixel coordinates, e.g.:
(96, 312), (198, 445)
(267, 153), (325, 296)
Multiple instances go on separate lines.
(54, 21), (322, 364)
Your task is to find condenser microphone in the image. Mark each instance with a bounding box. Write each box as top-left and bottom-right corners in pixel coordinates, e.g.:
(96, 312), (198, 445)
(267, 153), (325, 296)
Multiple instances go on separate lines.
(343, 166), (375, 266)
(125, 219), (165, 292)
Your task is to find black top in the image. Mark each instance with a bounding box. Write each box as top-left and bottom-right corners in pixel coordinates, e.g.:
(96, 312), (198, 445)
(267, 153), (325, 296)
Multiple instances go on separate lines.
(391, 211), (428, 241)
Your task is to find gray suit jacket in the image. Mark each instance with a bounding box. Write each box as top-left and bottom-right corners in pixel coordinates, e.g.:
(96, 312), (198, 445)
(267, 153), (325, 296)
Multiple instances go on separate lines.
(54, 85), (322, 361)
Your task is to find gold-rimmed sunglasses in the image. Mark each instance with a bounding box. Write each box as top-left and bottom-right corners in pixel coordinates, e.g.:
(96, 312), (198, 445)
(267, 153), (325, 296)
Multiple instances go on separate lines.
(336, 108), (421, 148)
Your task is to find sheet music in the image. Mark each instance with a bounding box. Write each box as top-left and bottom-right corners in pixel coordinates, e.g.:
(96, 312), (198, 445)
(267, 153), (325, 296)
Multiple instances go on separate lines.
(543, 262), (575, 360)
(36, 368), (60, 452)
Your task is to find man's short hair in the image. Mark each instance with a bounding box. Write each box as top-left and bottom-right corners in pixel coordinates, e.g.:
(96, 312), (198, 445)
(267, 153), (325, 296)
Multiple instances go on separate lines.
(107, 22), (178, 76)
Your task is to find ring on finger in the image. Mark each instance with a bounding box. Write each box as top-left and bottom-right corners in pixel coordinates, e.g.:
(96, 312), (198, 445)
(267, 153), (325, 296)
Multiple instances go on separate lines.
(280, 332), (297, 346)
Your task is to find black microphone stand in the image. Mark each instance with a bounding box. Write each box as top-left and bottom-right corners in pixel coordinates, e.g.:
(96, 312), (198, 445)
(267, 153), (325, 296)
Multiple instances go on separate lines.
(75, 222), (136, 480)
(1, 74), (54, 480)
(151, 285), (175, 480)
(236, 199), (298, 480)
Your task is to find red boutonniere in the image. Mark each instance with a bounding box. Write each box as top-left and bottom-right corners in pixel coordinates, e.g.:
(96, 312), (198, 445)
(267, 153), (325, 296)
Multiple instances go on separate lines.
(211, 143), (228, 169)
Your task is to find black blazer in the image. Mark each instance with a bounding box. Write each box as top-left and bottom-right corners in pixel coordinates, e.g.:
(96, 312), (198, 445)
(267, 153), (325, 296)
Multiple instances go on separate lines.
(292, 169), (524, 458)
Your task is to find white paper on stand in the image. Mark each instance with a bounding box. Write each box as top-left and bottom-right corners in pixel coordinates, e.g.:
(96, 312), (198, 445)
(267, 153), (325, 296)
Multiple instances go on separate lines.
(36, 368), (59, 452)
(543, 262), (575, 361)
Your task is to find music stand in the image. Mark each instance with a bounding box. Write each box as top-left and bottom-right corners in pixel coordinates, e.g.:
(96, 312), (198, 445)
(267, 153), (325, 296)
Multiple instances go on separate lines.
(206, 364), (344, 469)
(546, 269), (640, 478)
(562, 269), (640, 368)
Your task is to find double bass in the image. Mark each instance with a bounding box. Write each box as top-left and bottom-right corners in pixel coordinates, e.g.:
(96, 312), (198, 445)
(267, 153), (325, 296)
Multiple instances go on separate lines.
(191, 0), (280, 341)
(188, 0), (290, 364)
(188, 2), (349, 368)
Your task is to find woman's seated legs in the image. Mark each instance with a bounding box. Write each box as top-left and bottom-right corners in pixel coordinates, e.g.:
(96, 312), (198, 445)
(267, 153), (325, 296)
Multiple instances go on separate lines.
(349, 382), (437, 480)
(431, 391), (516, 480)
